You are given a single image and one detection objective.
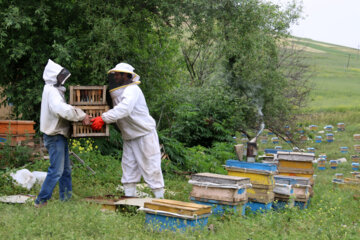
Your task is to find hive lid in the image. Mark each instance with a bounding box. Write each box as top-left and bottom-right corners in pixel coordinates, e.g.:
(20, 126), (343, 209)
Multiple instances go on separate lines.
(277, 151), (315, 162)
(225, 160), (277, 172)
(191, 172), (250, 186)
(143, 199), (211, 216)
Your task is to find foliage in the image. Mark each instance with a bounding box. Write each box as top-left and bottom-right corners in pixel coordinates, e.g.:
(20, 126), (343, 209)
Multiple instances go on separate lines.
(155, 80), (252, 147)
(0, 141), (33, 169)
(0, 0), (180, 125)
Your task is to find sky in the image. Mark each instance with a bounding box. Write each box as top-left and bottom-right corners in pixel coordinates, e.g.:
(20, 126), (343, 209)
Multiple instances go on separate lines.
(269, 0), (360, 49)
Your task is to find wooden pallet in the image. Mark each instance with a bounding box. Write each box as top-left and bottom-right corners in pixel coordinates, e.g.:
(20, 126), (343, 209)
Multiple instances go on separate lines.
(69, 86), (107, 105)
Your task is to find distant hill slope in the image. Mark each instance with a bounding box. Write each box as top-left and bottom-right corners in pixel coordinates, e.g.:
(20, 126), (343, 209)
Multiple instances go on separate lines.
(289, 37), (360, 112)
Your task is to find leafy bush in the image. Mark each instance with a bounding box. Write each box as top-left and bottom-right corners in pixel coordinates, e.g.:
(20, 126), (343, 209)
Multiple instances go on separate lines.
(0, 142), (33, 169)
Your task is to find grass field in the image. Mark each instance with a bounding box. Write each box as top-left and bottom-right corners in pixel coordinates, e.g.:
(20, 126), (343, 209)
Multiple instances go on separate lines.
(290, 38), (360, 111)
(1, 38), (360, 239)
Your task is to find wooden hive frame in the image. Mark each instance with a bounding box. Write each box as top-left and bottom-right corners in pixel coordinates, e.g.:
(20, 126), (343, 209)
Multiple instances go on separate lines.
(72, 105), (110, 137)
(69, 85), (107, 105)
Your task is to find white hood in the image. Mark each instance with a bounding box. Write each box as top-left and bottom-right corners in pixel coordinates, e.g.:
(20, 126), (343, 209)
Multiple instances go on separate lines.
(42, 59), (65, 85)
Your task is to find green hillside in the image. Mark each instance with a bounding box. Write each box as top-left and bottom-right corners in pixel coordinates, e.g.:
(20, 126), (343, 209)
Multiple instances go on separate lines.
(290, 38), (360, 111)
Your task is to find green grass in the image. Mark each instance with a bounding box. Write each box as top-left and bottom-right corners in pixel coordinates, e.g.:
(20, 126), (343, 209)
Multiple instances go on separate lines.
(291, 38), (360, 111)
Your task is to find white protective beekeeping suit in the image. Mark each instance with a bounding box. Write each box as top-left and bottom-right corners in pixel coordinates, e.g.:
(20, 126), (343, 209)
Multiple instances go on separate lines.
(101, 63), (165, 198)
(40, 59), (86, 137)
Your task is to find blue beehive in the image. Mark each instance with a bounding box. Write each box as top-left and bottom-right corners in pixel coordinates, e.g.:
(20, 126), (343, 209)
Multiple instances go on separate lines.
(326, 133), (334, 143)
(142, 199), (212, 232)
(315, 136), (322, 143)
(271, 137), (279, 144)
(324, 125), (333, 131)
(330, 160), (338, 169)
(352, 162), (359, 171)
(337, 122), (345, 131)
(260, 136), (268, 144)
(340, 147), (348, 154)
(144, 213), (210, 232)
(275, 146), (282, 150)
(317, 159), (326, 170)
(307, 147), (315, 153)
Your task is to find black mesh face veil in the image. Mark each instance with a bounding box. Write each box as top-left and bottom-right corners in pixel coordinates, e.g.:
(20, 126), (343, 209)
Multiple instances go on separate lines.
(108, 72), (133, 91)
(56, 68), (71, 87)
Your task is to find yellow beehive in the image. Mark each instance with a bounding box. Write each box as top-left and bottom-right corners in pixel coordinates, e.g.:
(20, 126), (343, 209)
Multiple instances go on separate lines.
(227, 170), (274, 186)
(247, 187), (274, 203)
(351, 155), (360, 163)
(277, 152), (315, 176)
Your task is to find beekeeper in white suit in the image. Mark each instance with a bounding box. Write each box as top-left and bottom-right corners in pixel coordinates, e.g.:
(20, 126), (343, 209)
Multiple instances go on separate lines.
(91, 63), (165, 198)
(34, 59), (90, 208)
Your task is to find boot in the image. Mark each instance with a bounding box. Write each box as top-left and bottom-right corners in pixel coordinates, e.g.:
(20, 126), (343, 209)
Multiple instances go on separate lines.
(123, 183), (137, 197)
(152, 188), (164, 199)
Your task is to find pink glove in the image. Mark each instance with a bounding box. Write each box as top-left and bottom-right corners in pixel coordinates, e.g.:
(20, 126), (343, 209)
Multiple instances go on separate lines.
(91, 116), (105, 131)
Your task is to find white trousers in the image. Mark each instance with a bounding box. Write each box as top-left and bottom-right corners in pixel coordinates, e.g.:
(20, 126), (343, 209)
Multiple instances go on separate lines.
(121, 130), (164, 190)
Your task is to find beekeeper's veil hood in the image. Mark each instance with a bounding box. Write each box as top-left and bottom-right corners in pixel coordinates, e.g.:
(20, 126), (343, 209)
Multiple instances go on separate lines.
(43, 59), (71, 87)
(107, 63), (140, 92)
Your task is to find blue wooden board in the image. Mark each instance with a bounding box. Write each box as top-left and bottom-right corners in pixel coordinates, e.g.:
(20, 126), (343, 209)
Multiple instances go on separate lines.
(245, 202), (272, 213)
(145, 213), (209, 232)
(226, 160), (277, 172)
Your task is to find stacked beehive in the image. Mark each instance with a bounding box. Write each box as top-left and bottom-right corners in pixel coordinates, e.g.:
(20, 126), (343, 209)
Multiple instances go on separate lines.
(273, 175), (312, 209)
(0, 120), (36, 145)
(276, 152), (315, 198)
(225, 160), (277, 212)
(69, 86), (109, 137)
(188, 173), (251, 215)
(141, 199), (211, 232)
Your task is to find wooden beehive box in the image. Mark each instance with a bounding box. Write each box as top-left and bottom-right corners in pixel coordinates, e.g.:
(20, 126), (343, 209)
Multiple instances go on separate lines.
(354, 134), (360, 141)
(247, 187), (274, 203)
(69, 85), (107, 105)
(189, 173), (251, 203)
(225, 160), (277, 187)
(71, 105), (110, 137)
(277, 152), (314, 172)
